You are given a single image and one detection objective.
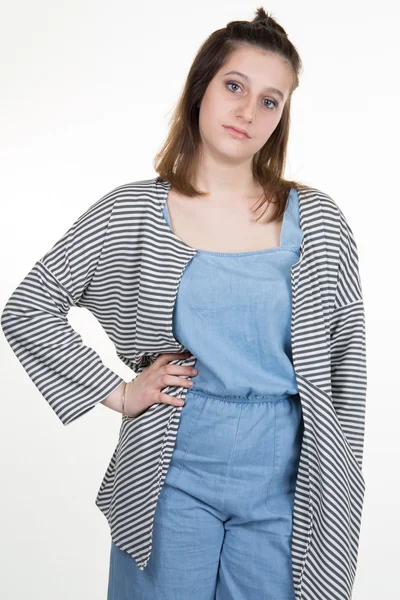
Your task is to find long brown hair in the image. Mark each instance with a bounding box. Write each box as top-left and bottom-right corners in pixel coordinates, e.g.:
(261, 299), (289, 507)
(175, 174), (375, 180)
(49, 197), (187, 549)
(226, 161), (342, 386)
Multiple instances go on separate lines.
(153, 7), (307, 223)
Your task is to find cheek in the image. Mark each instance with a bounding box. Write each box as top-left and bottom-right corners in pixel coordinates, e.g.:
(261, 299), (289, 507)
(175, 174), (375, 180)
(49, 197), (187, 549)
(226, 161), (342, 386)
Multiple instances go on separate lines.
(254, 119), (280, 149)
(262, 113), (282, 134)
(202, 96), (223, 123)
(199, 100), (224, 135)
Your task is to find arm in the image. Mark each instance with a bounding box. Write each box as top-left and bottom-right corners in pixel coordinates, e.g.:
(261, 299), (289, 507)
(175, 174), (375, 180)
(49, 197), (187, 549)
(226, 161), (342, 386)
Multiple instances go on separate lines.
(330, 206), (367, 470)
(1, 188), (125, 426)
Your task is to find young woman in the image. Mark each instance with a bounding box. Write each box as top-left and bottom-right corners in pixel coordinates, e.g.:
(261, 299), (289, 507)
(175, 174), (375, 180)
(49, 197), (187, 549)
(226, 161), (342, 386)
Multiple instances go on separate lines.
(1, 7), (367, 600)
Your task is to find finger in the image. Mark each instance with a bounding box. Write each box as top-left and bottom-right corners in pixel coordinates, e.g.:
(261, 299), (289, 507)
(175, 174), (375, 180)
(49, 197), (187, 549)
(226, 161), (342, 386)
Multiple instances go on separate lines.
(159, 374), (194, 388)
(158, 393), (186, 406)
(152, 351), (191, 367)
(163, 364), (197, 377)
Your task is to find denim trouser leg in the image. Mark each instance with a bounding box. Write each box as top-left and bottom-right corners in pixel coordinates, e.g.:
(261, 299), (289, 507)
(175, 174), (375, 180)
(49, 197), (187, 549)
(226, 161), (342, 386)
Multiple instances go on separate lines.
(107, 388), (304, 600)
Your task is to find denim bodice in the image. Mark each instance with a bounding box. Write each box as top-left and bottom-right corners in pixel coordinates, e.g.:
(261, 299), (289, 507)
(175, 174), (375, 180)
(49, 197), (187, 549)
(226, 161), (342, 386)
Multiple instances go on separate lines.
(162, 188), (304, 396)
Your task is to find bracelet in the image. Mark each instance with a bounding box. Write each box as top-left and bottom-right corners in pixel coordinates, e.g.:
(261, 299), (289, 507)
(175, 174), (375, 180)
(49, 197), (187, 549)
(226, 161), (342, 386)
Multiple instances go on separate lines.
(121, 379), (135, 417)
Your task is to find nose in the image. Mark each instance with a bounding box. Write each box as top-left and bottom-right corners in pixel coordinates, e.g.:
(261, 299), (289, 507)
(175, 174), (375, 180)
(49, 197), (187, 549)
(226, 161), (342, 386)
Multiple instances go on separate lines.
(237, 98), (255, 124)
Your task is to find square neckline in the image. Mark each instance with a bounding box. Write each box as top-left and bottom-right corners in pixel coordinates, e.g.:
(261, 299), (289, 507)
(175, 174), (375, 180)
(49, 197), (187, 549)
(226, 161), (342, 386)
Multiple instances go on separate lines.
(156, 179), (294, 257)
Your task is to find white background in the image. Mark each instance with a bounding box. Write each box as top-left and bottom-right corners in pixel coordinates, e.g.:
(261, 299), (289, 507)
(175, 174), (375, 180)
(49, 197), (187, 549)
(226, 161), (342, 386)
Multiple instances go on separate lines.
(1, 1), (398, 598)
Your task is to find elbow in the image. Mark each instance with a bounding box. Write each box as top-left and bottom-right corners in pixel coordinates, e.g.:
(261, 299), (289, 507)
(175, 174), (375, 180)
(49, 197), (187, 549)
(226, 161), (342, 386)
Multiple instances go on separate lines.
(1, 297), (12, 339)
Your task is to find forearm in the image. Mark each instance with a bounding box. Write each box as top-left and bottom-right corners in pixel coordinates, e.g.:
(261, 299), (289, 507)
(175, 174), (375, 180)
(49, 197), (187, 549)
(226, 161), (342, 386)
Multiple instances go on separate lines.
(101, 381), (125, 414)
(330, 299), (367, 469)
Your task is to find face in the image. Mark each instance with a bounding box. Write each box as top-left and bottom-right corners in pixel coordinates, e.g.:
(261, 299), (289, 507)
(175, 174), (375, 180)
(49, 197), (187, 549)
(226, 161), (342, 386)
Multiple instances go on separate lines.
(197, 45), (294, 162)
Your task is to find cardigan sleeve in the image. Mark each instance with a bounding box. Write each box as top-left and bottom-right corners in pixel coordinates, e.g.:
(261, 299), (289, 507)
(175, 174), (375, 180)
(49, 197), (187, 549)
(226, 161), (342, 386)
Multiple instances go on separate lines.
(330, 207), (367, 471)
(1, 189), (125, 426)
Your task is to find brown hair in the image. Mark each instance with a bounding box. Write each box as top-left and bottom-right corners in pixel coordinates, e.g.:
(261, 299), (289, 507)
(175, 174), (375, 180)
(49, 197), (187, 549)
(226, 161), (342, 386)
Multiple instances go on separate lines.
(153, 7), (306, 223)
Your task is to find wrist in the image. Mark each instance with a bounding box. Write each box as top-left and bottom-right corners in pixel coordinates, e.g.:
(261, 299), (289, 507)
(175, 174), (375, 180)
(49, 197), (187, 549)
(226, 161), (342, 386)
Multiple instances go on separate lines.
(121, 378), (136, 417)
(100, 381), (125, 413)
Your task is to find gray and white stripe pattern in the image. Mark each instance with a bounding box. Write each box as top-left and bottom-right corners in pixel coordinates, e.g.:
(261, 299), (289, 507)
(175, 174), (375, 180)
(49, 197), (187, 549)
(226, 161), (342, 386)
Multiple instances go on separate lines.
(1, 178), (366, 599)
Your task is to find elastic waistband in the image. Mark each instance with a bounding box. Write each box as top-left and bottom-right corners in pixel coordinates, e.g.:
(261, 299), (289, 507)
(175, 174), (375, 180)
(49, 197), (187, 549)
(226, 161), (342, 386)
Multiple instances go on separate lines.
(186, 388), (301, 404)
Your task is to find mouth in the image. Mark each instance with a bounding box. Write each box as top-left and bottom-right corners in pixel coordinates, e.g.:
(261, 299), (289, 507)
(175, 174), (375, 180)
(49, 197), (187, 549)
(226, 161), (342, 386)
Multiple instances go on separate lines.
(222, 125), (251, 139)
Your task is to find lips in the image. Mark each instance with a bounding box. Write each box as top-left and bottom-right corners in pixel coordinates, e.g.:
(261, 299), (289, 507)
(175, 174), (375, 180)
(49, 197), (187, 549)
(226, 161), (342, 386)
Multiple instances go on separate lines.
(223, 125), (250, 138)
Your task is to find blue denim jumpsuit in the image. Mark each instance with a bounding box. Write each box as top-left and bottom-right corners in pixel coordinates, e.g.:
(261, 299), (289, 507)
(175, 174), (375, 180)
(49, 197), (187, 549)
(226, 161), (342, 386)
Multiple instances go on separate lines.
(108, 188), (305, 600)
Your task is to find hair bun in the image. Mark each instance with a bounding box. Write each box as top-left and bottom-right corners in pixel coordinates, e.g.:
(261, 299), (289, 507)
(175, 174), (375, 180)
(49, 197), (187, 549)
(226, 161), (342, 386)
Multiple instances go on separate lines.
(253, 6), (289, 37)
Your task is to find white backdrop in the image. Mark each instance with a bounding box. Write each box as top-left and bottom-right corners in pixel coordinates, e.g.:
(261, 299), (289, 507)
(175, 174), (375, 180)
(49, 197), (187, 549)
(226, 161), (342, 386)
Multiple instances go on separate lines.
(1, 1), (398, 598)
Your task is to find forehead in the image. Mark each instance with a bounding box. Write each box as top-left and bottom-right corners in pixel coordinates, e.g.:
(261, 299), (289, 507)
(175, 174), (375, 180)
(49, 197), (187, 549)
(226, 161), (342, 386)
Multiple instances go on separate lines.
(219, 46), (294, 95)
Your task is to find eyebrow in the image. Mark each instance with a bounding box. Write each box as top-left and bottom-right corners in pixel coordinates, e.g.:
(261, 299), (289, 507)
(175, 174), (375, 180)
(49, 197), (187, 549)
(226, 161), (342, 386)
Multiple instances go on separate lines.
(223, 70), (285, 101)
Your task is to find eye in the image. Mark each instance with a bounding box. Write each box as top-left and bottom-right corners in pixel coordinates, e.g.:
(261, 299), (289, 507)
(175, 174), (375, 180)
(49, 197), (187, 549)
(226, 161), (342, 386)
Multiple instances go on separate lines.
(226, 81), (241, 93)
(225, 81), (278, 110)
(263, 98), (277, 110)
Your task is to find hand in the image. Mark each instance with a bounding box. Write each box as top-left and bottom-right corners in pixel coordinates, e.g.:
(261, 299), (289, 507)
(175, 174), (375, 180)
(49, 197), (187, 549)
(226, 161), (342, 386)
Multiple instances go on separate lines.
(123, 352), (198, 418)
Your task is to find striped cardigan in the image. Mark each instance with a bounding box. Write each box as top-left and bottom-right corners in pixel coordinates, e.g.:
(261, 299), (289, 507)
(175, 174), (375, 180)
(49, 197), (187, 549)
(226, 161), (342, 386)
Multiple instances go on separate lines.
(1, 177), (367, 599)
